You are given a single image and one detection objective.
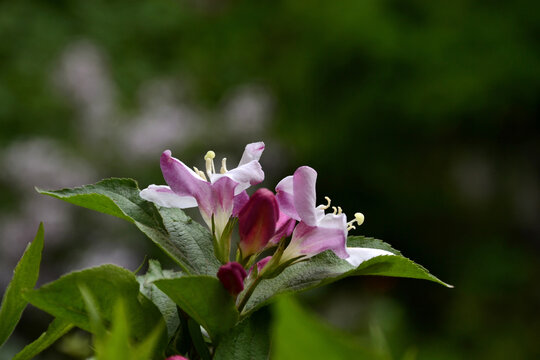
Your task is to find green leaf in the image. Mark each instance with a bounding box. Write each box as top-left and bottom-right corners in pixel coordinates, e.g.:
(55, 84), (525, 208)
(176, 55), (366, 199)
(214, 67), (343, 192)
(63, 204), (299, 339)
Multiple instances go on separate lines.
(272, 297), (382, 360)
(0, 223), (44, 347)
(154, 276), (239, 341)
(23, 264), (166, 346)
(347, 236), (402, 255)
(12, 318), (73, 360)
(187, 318), (211, 360)
(242, 236), (451, 315)
(37, 178), (221, 275)
(214, 307), (271, 360)
(84, 296), (165, 360)
(137, 259), (182, 338)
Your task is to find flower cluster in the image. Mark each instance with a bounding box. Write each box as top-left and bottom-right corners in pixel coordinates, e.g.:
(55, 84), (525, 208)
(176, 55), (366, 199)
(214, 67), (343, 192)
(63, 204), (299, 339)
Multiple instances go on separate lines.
(141, 142), (392, 307)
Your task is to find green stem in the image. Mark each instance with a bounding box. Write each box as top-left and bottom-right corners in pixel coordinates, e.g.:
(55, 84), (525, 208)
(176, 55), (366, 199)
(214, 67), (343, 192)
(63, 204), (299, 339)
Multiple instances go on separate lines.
(237, 275), (262, 315)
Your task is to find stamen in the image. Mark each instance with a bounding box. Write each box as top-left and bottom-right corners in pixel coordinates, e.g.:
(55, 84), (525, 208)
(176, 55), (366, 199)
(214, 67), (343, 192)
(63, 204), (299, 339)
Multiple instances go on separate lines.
(220, 158), (228, 174)
(354, 212), (365, 226)
(204, 150), (216, 177)
(337, 206), (343, 214)
(193, 166), (207, 181)
(317, 196), (331, 210)
(346, 212), (365, 232)
(332, 206), (338, 215)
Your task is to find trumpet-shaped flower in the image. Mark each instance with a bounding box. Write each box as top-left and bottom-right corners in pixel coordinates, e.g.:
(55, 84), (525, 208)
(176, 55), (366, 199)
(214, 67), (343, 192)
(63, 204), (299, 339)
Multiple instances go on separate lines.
(276, 165), (394, 265)
(276, 166), (349, 261)
(140, 142), (265, 241)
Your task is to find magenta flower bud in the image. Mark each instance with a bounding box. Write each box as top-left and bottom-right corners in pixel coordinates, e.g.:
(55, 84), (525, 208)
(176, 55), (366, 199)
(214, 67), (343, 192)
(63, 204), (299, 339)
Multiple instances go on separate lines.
(166, 356), (189, 360)
(217, 262), (247, 296)
(238, 188), (279, 256)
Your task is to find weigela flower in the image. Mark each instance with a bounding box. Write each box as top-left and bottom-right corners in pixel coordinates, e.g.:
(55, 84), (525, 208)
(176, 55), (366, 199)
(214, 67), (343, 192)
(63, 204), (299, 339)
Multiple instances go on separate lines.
(275, 166), (351, 261)
(140, 142), (265, 242)
(276, 165), (393, 265)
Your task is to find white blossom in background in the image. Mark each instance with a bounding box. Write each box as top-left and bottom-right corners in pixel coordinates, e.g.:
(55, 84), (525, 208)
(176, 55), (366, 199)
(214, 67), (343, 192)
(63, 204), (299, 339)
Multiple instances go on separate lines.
(0, 138), (96, 288)
(53, 40), (117, 141)
(2, 138), (96, 190)
(120, 80), (202, 159)
(222, 84), (273, 137)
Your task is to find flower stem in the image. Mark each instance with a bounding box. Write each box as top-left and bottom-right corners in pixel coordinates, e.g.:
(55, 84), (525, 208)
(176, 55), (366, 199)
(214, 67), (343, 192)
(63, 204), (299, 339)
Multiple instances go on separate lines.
(237, 275), (262, 315)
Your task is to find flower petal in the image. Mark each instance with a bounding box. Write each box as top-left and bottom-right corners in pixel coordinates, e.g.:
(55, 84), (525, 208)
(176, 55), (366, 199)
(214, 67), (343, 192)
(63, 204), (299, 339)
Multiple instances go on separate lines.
(210, 160), (264, 194)
(238, 188), (279, 256)
(232, 190), (249, 217)
(160, 150), (207, 197)
(275, 175), (300, 221)
(211, 176), (238, 237)
(160, 150), (213, 217)
(140, 185), (197, 208)
(238, 141), (265, 166)
(345, 248), (394, 267)
(269, 210), (296, 245)
(292, 166), (324, 226)
(287, 215), (349, 259)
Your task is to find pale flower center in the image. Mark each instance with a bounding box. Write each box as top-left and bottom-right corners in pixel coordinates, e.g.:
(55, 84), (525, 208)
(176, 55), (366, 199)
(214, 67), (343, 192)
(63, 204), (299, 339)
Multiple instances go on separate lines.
(317, 196), (364, 231)
(192, 150), (229, 181)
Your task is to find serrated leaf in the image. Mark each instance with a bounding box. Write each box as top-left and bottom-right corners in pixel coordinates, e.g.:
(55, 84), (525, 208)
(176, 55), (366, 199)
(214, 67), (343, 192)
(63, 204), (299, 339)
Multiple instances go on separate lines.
(242, 237), (451, 316)
(214, 307), (271, 360)
(137, 260), (182, 338)
(37, 178), (221, 275)
(23, 264), (166, 346)
(12, 317), (73, 360)
(0, 223), (44, 347)
(154, 276), (238, 341)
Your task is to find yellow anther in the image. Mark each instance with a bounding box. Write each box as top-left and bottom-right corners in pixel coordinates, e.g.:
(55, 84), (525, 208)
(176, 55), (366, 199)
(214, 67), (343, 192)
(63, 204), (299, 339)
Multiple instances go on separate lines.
(346, 212), (365, 232)
(332, 206), (338, 215)
(354, 212), (365, 226)
(220, 158), (228, 174)
(318, 196), (332, 210)
(337, 206), (343, 214)
(205, 150), (216, 176)
(204, 150), (216, 160)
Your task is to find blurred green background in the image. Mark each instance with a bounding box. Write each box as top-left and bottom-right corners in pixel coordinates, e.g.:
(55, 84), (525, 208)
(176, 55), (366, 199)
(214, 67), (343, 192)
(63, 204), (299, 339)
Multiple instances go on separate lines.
(1, 0), (539, 359)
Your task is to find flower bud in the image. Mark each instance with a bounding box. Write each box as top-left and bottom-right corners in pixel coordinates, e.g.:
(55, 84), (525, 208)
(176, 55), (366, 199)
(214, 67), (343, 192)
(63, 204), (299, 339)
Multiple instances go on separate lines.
(238, 188), (279, 256)
(217, 262), (247, 296)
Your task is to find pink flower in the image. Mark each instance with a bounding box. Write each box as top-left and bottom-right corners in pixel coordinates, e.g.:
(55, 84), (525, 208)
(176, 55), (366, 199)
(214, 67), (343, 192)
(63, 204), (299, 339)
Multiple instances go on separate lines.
(217, 262), (247, 296)
(166, 356), (189, 360)
(276, 166), (349, 260)
(140, 142), (265, 241)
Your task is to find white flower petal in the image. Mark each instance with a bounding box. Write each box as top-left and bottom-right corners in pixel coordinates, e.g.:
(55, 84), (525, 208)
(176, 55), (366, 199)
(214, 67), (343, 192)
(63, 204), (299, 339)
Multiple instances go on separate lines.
(140, 185), (197, 208)
(345, 247), (394, 267)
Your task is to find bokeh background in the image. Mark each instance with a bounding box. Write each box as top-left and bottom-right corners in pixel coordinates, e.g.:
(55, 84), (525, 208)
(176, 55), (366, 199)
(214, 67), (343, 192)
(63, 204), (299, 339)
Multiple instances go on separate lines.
(1, 0), (539, 359)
